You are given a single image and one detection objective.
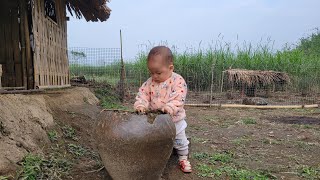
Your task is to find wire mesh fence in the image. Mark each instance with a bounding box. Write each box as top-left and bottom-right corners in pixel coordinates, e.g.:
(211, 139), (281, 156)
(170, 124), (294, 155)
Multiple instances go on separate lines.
(68, 47), (121, 85)
(68, 47), (320, 106)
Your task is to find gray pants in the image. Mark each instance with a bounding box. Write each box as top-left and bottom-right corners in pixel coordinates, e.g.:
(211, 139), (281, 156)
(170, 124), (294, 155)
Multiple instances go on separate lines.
(173, 120), (189, 156)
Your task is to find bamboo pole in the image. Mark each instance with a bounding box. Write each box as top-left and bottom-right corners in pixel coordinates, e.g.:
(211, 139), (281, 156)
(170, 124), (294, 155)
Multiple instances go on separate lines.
(36, 84), (71, 89)
(185, 103), (319, 109)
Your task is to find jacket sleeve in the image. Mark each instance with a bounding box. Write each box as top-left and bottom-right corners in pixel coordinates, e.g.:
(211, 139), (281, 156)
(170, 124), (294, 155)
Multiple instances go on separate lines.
(164, 77), (187, 115)
(134, 80), (151, 110)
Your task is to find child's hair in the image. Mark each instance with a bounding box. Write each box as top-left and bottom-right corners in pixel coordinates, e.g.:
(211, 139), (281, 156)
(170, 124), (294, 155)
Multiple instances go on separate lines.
(147, 46), (173, 65)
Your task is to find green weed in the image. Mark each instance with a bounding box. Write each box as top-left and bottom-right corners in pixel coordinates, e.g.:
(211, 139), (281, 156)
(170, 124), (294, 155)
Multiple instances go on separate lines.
(197, 163), (215, 178)
(298, 165), (320, 179)
(18, 154), (42, 179)
(210, 152), (234, 163)
(196, 164), (273, 179)
(61, 125), (78, 141)
(193, 152), (210, 160)
(242, 118), (257, 125)
(303, 125), (312, 129)
(94, 88), (127, 109)
(47, 130), (58, 142)
(203, 116), (218, 122)
(218, 166), (272, 180)
(67, 111), (76, 118)
(193, 137), (209, 144)
(0, 176), (11, 180)
(193, 151), (234, 164)
(83, 97), (89, 104)
(291, 124), (301, 129)
(261, 138), (282, 145)
(195, 150), (274, 179)
(189, 124), (207, 131)
(17, 154), (71, 180)
(232, 135), (252, 146)
(295, 141), (312, 151)
(67, 144), (87, 157)
(219, 123), (233, 128)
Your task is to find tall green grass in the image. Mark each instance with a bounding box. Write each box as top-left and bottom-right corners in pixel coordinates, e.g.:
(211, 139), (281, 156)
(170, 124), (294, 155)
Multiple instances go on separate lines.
(129, 33), (320, 92)
(70, 31), (320, 93)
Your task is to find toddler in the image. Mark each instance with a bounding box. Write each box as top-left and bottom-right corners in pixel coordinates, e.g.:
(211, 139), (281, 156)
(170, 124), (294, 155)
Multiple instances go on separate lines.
(134, 46), (192, 173)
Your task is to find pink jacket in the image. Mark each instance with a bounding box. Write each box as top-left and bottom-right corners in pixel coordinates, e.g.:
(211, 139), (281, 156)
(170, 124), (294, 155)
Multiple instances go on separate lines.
(134, 72), (187, 122)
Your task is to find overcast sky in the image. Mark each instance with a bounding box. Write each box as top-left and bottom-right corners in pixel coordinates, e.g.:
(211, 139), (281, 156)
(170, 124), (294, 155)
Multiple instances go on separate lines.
(67, 0), (320, 60)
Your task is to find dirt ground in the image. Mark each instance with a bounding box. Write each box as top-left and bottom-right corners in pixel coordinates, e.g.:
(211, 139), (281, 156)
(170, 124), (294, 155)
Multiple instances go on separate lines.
(1, 87), (319, 179)
(64, 105), (320, 180)
(181, 107), (320, 180)
(44, 97), (320, 179)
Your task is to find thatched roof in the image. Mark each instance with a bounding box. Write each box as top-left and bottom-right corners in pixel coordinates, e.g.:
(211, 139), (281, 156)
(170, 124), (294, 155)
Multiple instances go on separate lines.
(66, 0), (111, 22)
(224, 69), (290, 86)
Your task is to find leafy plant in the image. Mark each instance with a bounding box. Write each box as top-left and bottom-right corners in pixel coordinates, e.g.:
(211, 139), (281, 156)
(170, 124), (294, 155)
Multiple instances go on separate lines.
(18, 154), (42, 179)
(47, 130), (58, 142)
(210, 152), (234, 163)
(242, 118), (257, 125)
(0, 176), (11, 180)
(17, 154), (71, 180)
(61, 125), (78, 141)
(196, 164), (273, 179)
(232, 135), (252, 146)
(67, 144), (87, 157)
(298, 165), (320, 179)
(193, 152), (210, 160)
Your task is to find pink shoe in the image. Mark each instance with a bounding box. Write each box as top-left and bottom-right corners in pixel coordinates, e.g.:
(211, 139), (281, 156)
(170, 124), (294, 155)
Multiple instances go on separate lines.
(179, 156), (192, 173)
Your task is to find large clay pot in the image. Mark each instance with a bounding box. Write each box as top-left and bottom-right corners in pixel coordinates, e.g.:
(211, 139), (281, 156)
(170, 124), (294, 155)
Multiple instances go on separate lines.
(95, 111), (176, 180)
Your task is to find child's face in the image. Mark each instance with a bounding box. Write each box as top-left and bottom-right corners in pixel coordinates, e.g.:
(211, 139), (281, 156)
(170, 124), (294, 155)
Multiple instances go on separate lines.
(147, 54), (174, 83)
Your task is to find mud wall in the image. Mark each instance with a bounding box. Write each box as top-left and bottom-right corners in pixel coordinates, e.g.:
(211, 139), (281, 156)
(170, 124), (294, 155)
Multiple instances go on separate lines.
(0, 87), (99, 174)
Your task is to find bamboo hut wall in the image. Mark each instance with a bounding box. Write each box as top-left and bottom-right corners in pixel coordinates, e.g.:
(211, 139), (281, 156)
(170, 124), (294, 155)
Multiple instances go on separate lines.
(32, 0), (69, 88)
(0, 0), (24, 88)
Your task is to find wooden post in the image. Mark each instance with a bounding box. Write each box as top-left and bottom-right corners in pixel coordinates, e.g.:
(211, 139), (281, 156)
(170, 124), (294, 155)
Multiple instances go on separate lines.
(0, 64), (2, 89)
(220, 71), (225, 93)
(119, 30), (126, 102)
(19, 0), (28, 89)
(209, 63), (215, 106)
(139, 71), (142, 87)
(20, 0), (34, 89)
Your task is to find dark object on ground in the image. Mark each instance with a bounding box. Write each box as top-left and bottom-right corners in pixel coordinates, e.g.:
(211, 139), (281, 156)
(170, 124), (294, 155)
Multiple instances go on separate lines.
(267, 116), (320, 125)
(71, 76), (87, 84)
(226, 92), (235, 100)
(95, 111), (176, 180)
(242, 97), (268, 105)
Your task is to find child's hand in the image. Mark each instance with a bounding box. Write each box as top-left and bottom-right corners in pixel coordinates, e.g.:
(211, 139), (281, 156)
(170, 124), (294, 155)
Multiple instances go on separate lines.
(162, 106), (173, 115)
(135, 106), (147, 114)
